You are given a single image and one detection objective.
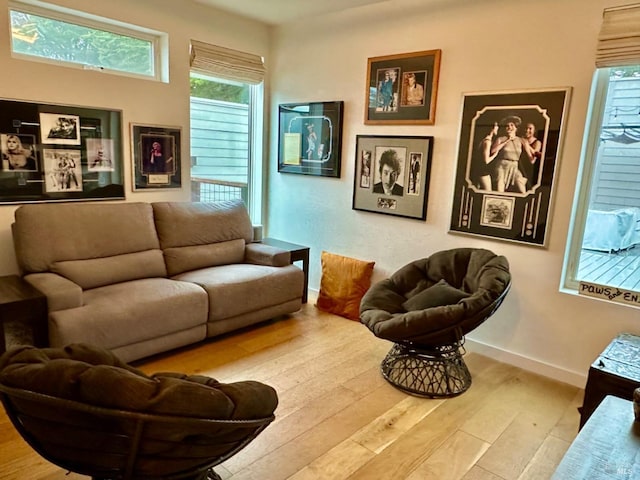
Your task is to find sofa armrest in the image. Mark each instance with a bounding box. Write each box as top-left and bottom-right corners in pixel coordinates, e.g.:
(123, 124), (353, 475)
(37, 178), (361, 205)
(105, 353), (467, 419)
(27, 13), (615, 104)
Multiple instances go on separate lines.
(244, 243), (291, 267)
(23, 273), (83, 312)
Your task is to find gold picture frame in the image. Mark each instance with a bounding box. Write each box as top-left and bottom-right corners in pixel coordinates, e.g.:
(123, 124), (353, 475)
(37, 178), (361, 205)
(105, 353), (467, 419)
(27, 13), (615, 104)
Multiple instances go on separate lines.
(364, 49), (441, 125)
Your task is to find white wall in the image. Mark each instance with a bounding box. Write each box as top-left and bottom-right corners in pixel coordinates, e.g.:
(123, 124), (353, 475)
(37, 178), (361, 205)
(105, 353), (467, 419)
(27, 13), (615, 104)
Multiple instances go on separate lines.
(267, 0), (638, 387)
(0, 0), (269, 272)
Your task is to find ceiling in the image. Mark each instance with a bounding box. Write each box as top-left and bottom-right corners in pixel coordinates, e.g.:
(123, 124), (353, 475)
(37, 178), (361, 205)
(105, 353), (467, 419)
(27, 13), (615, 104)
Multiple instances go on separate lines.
(193, 0), (390, 26)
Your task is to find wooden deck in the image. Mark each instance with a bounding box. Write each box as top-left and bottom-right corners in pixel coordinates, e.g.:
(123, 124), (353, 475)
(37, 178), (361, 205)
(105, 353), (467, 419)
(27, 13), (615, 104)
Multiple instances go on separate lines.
(578, 246), (640, 290)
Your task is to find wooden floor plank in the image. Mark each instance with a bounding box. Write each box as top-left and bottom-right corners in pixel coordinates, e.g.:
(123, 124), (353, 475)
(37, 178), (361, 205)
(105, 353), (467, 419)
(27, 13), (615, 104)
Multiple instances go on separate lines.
(406, 430), (491, 480)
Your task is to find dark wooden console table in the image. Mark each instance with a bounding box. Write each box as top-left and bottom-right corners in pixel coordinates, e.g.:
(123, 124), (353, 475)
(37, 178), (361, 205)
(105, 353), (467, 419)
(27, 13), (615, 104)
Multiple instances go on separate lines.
(262, 238), (309, 303)
(0, 275), (48, 354)
(580, 333), (640, 428)
(553, 395), (640, 479)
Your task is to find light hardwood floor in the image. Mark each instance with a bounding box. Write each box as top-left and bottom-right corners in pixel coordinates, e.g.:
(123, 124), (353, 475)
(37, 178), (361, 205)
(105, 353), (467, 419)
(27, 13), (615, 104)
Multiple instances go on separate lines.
(0, 300), (583, 480)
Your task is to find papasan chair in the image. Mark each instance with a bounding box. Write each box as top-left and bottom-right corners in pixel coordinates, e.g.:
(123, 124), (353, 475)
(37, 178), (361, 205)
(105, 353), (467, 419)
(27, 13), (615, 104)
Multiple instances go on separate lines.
(360, 248), (511, 398)
(0, 343), (278, 480)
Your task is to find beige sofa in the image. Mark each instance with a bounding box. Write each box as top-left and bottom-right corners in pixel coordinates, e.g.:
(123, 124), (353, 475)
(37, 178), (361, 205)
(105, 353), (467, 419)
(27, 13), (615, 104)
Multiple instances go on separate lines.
(11, 200), (304, 362)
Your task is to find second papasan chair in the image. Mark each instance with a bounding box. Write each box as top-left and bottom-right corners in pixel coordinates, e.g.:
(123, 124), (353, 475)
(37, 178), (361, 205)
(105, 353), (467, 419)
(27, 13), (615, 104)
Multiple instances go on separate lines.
(360, 248), (511, 398)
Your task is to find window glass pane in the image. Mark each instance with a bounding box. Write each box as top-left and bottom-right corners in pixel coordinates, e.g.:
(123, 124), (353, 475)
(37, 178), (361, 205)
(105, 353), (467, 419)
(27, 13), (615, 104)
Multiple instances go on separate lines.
(190, 74), (251, 204)
(574, 66), (640, 292)
(10, 9), (154, 77)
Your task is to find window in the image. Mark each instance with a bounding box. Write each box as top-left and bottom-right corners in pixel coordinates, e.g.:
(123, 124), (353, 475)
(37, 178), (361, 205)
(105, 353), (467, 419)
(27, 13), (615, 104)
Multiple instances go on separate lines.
(9, 1), (166, 81)
(189, 41), (265, 224)
(562, 4), (640, 302)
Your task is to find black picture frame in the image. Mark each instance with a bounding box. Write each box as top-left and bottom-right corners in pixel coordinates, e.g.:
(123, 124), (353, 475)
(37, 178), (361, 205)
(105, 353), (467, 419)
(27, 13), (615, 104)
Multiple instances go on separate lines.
(352, 135), (433, 220)
(277, 101), (343, 177)
(449, 87), (571, 247)
(0, 97), (124, 204)
(131, 123), (181, 190)
(365, 49), (441, 125)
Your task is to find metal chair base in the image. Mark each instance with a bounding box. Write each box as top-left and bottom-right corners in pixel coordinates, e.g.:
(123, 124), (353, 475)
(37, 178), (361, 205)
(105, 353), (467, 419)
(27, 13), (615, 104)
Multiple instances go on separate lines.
(380, 342), (471, 398)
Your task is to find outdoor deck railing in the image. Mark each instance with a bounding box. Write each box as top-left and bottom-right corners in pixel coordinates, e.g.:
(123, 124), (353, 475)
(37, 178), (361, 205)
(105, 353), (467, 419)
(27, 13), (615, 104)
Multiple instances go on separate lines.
(191, 177), (248, 203)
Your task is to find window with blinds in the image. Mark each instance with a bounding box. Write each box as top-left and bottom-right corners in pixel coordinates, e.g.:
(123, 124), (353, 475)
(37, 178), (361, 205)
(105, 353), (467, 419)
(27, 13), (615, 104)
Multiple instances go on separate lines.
(188, 40), (265, 225)
(562, 4), (640, 306)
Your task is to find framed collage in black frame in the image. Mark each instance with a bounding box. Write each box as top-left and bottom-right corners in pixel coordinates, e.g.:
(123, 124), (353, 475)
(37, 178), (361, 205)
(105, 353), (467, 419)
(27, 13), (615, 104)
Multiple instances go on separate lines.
(449, 87), (571, 247)
(277, 101), (343, 177)
(352, 135), (433, 220)
(0, 98), (124, 204)
(131, 123), (182, 190)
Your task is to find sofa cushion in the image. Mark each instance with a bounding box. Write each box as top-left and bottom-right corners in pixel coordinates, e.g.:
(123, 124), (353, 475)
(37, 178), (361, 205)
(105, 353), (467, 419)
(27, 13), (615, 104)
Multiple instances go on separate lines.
(13, 203), (160, 274)
(0, 343), (278, 420)
(47, 278), (208, 352)
(52, 250), (167, 289)
(153, 200), (253, 249)
(174, 264), (304, 322)
(163, 239), (245, 276)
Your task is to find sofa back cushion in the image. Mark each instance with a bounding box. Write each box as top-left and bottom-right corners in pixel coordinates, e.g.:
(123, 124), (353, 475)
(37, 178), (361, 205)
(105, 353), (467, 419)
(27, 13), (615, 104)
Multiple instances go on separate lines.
(13, 203), (165, 283)
(163, 240), (245, 277)
(152, 200), (253, 275)
(52, 250), (167, 290)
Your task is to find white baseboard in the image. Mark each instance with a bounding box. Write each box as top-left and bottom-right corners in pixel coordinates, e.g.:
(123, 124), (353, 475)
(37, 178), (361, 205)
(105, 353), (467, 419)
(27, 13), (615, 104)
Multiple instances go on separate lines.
(465, 338), (587, 389)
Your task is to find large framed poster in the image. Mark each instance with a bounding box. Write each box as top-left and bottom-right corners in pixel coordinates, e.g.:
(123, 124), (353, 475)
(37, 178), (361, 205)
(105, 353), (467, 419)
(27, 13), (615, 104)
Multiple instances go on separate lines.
(449, 88), (571, 247)
(0, 98), (124, 203)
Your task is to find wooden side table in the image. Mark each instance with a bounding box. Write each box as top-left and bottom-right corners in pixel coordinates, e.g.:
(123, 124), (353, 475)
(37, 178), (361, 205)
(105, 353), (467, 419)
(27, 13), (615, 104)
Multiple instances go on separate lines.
(579, 333), (640, 428)
(553, 395), (640, 479)
(261, 238), (310, 303)
(0, 275), (48, 354)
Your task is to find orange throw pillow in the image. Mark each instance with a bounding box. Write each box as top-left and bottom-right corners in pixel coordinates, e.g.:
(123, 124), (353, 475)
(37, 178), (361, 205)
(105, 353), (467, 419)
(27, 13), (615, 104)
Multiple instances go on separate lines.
(316, 251), (375, 320)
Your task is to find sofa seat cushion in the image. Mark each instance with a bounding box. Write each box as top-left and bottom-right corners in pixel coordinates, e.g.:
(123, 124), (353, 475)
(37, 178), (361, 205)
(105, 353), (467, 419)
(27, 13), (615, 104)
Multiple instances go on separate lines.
(48, 278), (208, 350)
(173, 264), (304, 322)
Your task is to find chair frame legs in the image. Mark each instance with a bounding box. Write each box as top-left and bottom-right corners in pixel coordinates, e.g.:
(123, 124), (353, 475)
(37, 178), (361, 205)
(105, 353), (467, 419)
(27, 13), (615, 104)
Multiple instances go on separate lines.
(380, 341), (471, 398)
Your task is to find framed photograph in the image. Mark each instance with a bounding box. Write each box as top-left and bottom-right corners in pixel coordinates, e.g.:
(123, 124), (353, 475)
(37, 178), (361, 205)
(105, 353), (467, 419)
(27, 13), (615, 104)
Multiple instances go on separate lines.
(277, 101), (343, 177)
(352, 135), (433, 220)
(449, 87), (571, 247)
(364, 49), (441, 125)
(131, 123), (181, 190)
(39, 113), (81, 145)
(0, 97), (124, 204)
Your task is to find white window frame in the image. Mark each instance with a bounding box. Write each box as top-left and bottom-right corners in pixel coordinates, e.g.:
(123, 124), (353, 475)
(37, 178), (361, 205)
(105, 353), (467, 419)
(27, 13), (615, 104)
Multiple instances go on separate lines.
(561, 69), (610, 293)
(8, 0), (168, 82)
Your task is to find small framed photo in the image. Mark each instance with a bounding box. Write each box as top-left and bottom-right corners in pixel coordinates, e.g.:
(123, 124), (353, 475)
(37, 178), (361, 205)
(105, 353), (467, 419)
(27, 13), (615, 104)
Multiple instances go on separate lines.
(42, 149), (83, 192)
(364, 49), (441, 125)
(39, 113), (81, 145)
(131, 123), (181, 190)
(86, 138), (114, 171)
(1, 133), (38, 171)
(352, 135), (433, 220)
(278, 101), (343, 177)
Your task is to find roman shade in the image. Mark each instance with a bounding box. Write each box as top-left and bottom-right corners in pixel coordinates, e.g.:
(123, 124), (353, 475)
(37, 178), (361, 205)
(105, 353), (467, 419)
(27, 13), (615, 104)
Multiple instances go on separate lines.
(190, 40), (265, 84)
(597, 3), (640, 67)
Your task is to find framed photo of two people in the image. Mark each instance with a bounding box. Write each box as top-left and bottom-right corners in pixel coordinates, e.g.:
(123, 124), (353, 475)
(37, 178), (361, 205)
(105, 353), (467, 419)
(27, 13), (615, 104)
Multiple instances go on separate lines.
(352, 135), (433, 220)
(449, 88), (571, 247)
(365, 49), (441, 125)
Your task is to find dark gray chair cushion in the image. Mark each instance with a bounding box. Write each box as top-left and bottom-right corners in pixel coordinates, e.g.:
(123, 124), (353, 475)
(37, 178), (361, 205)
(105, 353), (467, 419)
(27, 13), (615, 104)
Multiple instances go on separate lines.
(360, 248), (511, 346)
